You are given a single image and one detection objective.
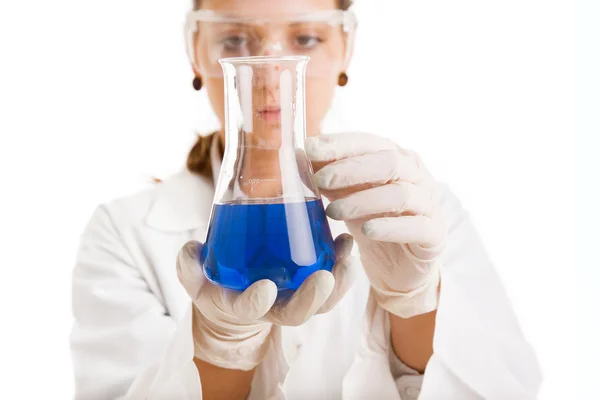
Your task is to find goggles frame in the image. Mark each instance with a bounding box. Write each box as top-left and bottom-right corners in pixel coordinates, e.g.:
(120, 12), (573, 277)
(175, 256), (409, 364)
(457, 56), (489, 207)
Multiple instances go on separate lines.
(184, 9), (357, 77)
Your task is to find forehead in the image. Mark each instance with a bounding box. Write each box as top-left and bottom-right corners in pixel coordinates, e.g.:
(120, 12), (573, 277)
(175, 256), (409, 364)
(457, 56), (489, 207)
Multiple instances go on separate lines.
(201, 0), (338, 18)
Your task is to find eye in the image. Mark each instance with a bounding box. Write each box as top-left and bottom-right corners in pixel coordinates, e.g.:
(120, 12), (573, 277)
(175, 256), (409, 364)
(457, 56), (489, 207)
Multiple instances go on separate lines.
(221, 35), (248, 51)
(294, 34), (323, 49)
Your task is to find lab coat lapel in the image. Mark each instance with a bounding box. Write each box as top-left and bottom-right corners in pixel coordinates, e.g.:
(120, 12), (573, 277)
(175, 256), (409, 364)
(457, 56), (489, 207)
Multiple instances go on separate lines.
(142, 136), (220, 322)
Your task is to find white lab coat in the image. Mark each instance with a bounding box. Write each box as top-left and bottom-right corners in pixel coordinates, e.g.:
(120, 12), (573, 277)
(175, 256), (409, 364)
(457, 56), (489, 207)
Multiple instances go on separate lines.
(71, 138), (541, 399)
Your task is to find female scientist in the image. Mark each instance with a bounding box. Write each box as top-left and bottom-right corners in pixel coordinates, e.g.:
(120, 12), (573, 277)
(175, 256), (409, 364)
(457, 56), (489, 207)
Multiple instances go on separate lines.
(70, 0), (541, 399)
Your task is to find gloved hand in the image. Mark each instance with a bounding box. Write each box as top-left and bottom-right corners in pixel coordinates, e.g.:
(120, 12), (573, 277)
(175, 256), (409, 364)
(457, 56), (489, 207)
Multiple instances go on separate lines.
(176, 234), (358, 371)
(305, 132), (445, 318)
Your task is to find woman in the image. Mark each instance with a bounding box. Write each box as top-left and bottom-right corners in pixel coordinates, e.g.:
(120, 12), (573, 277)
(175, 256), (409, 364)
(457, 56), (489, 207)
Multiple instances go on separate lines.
(71, 0), (541, 399)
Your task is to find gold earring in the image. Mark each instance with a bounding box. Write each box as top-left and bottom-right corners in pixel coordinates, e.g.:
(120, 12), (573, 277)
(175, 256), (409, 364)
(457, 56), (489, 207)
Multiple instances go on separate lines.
(193, 76), (203, 91)
(338, 72), (349, 87)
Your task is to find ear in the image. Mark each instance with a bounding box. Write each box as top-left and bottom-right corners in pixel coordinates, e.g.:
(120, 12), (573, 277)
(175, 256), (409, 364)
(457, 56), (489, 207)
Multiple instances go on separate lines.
(192, 64), (202, 77)
(187, 26), (204, 77)
(342, 31), (356, 72)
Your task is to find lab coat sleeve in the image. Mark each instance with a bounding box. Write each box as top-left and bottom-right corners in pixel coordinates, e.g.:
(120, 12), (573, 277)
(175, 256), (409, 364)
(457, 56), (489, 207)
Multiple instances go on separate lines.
(389, 342), (424, 399)
(70, 205), (199, 399)
(343, 184), (542, 400)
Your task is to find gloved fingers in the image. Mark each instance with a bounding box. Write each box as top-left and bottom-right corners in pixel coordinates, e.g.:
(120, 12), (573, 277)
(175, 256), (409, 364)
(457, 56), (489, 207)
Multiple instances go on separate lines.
(313, 150), (422, 191)
(362, 215), (445, 248)
(177, 242), (277, 321)
(264, 270), (335, 326)
(326, 183), (432, 221)
(295, 148), (317, 190)
(176, 240), (206, 300)
(316, 233), (356, 313)
(334, 233), (354, 259)
(317, 255), (360, 314)
(316, 185), (373, 204)
(305, 132), (396, 162)
(226, 279), (278, 321)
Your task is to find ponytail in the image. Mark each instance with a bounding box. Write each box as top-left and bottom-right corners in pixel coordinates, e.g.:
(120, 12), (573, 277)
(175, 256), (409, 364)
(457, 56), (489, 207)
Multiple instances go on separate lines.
(186, 132), (223, 180)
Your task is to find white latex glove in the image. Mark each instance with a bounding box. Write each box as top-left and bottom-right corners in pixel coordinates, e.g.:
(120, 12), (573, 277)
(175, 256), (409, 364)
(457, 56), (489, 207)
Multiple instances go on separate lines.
(306, 132), (445, 318)
(176, 234), (358, 370)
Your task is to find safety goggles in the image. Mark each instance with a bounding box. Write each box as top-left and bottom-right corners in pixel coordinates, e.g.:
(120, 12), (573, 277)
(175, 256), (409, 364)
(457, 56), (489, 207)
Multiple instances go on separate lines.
(185, 9), (357, 78)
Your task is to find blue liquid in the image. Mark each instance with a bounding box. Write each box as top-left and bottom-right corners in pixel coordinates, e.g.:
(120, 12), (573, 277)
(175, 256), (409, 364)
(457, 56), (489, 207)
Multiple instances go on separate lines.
(201, 199), (336, 291)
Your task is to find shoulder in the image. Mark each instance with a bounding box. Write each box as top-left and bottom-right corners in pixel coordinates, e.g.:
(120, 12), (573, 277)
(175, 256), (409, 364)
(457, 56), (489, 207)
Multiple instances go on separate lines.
(87, 170), (214, 235)
(99, 186), (157, 228)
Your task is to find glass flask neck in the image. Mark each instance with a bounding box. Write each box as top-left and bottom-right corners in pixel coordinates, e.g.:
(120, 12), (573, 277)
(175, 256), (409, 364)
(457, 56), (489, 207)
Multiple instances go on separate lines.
(215, 56), (318, 204)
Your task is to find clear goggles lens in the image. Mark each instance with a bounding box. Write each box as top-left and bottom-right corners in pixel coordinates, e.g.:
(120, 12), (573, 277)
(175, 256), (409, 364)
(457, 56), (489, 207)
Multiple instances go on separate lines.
(185, 10), (357, 78)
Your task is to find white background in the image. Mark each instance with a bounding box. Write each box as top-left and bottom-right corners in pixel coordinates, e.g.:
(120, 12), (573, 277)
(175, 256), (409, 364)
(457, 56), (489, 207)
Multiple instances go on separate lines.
(0, 0), (593, 398)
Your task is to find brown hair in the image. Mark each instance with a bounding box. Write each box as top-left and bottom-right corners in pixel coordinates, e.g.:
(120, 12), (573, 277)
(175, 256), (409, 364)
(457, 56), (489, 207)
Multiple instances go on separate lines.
(187, 0), (353, 180)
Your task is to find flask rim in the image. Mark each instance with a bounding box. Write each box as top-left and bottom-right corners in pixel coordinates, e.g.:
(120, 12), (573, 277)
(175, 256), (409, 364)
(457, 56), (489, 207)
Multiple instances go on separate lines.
(218, 55), (310, 65)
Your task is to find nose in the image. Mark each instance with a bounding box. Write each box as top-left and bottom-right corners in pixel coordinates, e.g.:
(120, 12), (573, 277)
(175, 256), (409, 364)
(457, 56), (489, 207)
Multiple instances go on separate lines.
(260, 40), (284, 57)
(252, 35), (286, 88)
(254, 61), (281, 91)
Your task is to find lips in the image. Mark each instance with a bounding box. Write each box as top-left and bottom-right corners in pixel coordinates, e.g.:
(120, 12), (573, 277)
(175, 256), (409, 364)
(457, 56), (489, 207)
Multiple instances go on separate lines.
(257, 107), (281, 122)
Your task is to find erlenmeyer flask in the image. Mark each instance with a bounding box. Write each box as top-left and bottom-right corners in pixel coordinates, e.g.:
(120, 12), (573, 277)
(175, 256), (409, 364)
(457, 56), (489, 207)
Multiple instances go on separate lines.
(200, 56), (336, 292)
